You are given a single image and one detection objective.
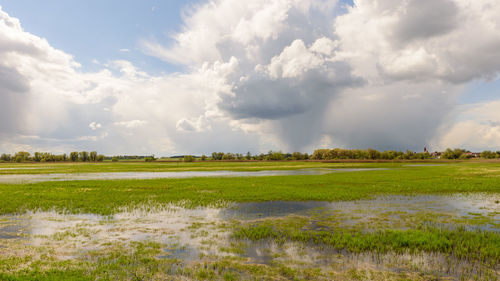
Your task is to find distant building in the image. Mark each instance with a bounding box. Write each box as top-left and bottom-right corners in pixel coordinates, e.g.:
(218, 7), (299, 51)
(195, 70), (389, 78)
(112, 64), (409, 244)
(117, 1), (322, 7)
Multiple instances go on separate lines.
(430, 151), (441, 159)
(465, 152), (481, 158)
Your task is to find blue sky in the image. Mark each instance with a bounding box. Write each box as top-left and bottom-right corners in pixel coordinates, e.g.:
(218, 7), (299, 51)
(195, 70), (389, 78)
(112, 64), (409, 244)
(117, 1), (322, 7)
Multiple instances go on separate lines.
(0, 0), (196, 74)
(459, 79), (500, 104)
(0, 0), (354, 74)
(0, 0), (499, 154)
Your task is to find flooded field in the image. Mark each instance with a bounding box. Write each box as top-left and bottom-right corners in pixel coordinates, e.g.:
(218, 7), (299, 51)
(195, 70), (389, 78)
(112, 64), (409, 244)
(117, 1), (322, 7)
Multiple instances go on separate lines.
(1, 194), (498, 280)
(0, 168), (387, 184)
(1, 162), (499, 280)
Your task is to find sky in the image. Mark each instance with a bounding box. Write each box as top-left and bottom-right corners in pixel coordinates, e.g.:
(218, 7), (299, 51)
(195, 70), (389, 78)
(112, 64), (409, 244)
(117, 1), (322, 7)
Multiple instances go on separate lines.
(0, 0), (499, 156)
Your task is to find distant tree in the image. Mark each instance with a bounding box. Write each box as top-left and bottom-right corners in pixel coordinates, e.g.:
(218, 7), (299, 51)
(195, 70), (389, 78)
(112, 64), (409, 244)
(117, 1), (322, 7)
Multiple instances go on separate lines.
(222, 153), (235, 160)
(183, 155), (195, 162)
(96, 154), (105, 162)
(481, 150), (497, 159)
(366, 149), (381, 160)
(291, 152), (304, 160)
(441, 148), (466, 159)
(311, 149), (328, 160)
(211, 152), (224, 160)
(111, 157), (118, 162)
(246, 151), (252, 160)
(439, 148), (454, 159)
(0, 154), (11, 162)
(70, 152), (79, 162)
(89, 151), (98, 162)
(145, 157), (156, 162)
(459, 153), (471, 159)
(201, 154), (207, 161)
(33, 152), (42, 162)
(266, 151), (284, 161)
(14, 151), (30, 162)
(79, 151), (89, 162)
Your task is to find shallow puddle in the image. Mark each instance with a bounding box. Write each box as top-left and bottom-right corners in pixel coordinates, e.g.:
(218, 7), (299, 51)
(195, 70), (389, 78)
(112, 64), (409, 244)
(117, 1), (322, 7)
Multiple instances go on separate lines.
(222, 194), (500, 230)
(403, 164), (444, 167)
(0, 194), (498, 279)
(0, 167), (47, 170)
(0, 168), (388, 183)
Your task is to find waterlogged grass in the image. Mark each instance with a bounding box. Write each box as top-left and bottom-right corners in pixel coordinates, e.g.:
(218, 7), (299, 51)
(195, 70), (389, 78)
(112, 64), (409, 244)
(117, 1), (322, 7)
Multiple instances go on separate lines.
(0, 160), (497, 175)
(0, 161), (398, 174)
(233, 224), (500, 266)
(0, 163), (499, 214)
(0, 162), (499, 280)
(3, 239), (495, 281)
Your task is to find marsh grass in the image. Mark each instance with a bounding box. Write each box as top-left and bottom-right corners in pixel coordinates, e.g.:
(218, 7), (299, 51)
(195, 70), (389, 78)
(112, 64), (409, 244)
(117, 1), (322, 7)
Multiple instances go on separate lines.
(233, 225), (500, 264)
(0, 162), (499, 280)
(0, 161), (394, 175)
(0, 162), (499, 215)
(233, 224), (500, 280)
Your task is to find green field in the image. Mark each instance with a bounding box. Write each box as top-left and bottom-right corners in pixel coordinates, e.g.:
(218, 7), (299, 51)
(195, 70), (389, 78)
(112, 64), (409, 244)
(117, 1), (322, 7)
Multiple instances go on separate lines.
(0, 161), (418, 174)
(0, 161), (499, 280)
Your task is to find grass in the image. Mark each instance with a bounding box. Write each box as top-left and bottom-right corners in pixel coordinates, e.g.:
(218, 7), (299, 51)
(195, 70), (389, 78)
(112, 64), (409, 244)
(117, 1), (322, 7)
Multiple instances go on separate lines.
(233, 224), (500, 265)
(0, 162), (499, 214)
(0, 159), (495, 175)
(3, 238), (496, 281)
(0, 161), (399, 174)
(0, 161), (499, 280)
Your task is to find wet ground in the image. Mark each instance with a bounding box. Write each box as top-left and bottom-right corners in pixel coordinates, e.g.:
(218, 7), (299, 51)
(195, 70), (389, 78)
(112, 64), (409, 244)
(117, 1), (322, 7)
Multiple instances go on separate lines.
(1, 194), (498, 258)
(0, 192), (498, 280)
(222, 194), (500, 230)
(0, 168), (388, 183)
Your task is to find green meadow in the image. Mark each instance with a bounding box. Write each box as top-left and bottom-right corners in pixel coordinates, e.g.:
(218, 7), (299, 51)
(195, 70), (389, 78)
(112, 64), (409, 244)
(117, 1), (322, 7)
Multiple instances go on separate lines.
(0, 161), (409, 174)
(0, 161), (499, 214)
(0, 161), (499, 280)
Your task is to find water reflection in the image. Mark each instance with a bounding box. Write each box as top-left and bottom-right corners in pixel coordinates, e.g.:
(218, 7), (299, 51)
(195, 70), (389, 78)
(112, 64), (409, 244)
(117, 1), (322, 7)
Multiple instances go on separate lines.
(0, 194), (498, 275)
(222, 194), (500, 228)
(0, 168), (388, 184)
(221, 201), (331, 219)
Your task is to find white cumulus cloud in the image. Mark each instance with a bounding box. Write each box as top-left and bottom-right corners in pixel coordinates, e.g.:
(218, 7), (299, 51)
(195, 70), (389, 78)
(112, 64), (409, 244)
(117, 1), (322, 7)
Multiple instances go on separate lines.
(1, 0), (500, 154)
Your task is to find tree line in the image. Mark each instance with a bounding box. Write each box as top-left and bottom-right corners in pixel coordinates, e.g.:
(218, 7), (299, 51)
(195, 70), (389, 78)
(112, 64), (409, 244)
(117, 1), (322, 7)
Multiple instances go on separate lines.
(311, 149), (431, 160)
(0, 151), (105, 163)
(2, 148), (500, 163)
(312, 148), (500, 160)
(206, 149), (430, 161)
(206, 151), (310, 161)
(198, 148), (500, 161)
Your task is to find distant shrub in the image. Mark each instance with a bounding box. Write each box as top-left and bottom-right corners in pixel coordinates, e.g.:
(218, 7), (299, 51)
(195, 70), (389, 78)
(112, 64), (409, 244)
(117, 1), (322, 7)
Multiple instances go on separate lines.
(145, 157), (156, 162)
(266, 151), (284, 161)
(481, 150), (497, 159)
(441, 148), (467, 159)
(111, 157), (118, 162)
(183, 155), (195, 162)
